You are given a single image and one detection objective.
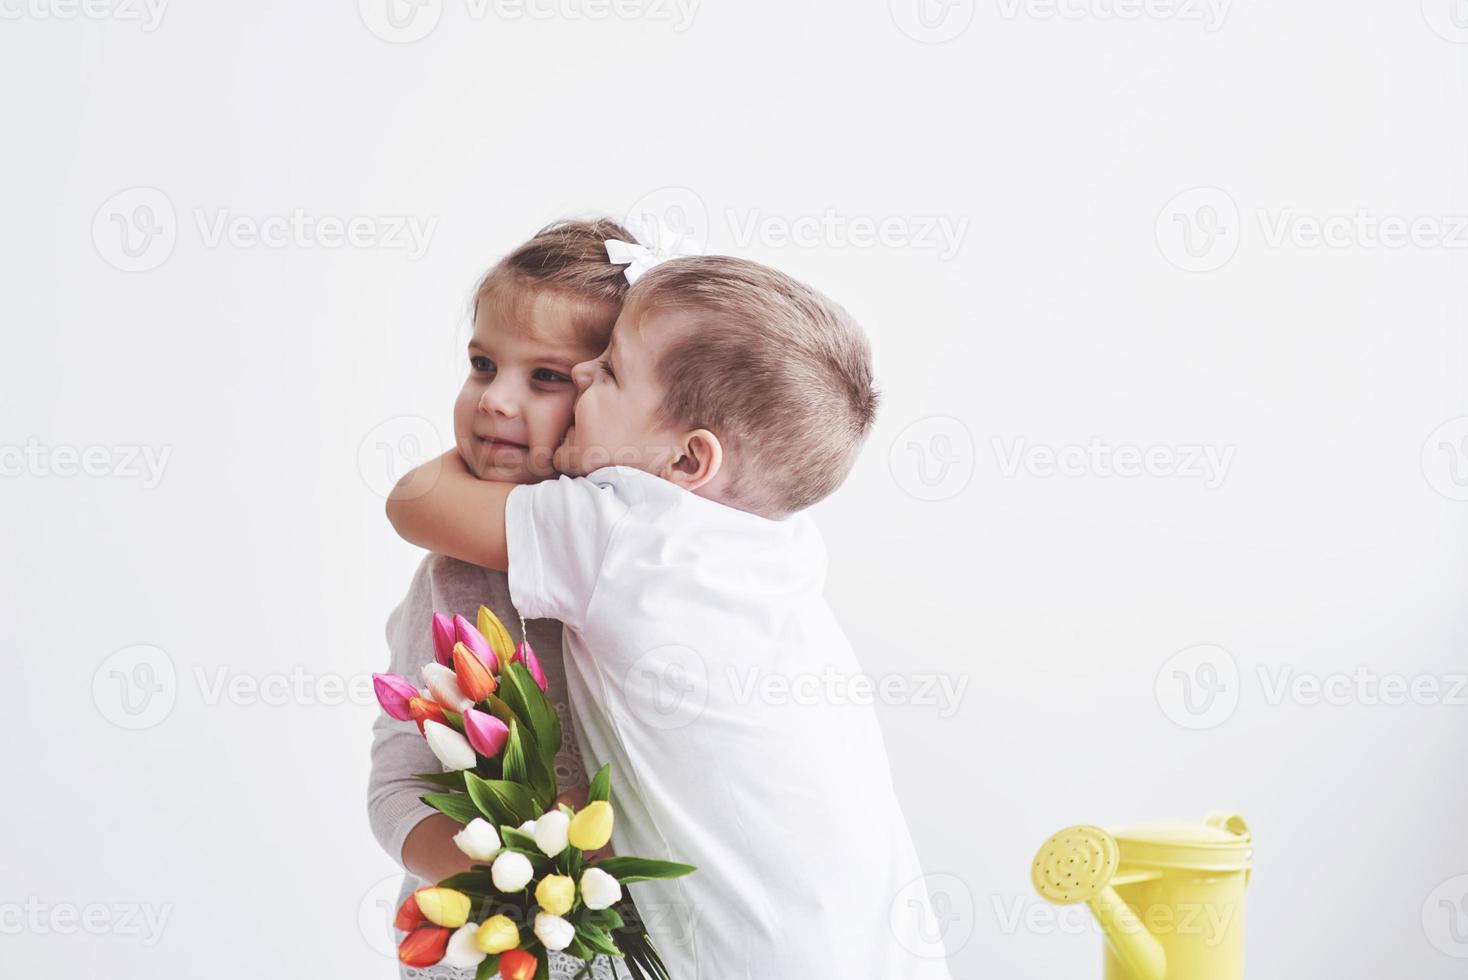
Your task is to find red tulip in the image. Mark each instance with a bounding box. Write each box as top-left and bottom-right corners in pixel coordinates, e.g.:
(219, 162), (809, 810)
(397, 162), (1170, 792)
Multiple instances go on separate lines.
(393, 893), (425, 932)
(498, 948), (538, 980)
(431, 612), (456, 666)
(453, 642), (497, 702)
(409, 696), (447, 735)
(398, 925), (451, 967)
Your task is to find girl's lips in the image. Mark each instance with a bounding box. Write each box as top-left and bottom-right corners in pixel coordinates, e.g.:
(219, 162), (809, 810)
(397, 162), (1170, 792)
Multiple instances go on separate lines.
(478, 436), (526, 451)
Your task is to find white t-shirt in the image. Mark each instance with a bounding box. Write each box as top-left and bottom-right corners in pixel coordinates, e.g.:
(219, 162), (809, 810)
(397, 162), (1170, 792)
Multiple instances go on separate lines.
(506, 467), (953, 980)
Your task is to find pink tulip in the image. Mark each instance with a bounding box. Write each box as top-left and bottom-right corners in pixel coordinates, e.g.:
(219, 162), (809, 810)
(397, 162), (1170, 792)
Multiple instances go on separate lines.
(453, 614), (492, 664)
(431, 612), (456, 666)
(373, 673), (418, 721)
(462, 707), (510, 757)
(514, 641), (548, 693)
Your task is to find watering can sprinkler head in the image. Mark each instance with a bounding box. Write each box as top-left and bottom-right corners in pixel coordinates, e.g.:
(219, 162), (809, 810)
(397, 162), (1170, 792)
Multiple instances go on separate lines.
(1032, 825), (1167, 980)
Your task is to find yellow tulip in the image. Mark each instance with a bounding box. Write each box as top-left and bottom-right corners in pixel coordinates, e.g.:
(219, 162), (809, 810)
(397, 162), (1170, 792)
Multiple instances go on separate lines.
(568, 801), (615, 851)
(474, 914), (520, 954)
(414, 887), (471, 929)
(477, 605), (516, 670)
(535, 874), (576, 916)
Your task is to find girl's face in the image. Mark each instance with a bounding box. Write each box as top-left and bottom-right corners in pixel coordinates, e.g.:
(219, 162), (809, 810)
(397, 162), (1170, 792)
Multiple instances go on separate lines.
(453, 288), (607, 484)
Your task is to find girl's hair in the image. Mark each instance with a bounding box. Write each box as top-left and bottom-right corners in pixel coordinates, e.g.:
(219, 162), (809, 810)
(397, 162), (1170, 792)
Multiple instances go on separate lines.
(473, 218), (633, 350)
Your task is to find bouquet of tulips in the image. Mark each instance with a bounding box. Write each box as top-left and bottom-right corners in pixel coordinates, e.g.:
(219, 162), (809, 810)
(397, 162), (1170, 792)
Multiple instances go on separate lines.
(373, 605), (694, 980)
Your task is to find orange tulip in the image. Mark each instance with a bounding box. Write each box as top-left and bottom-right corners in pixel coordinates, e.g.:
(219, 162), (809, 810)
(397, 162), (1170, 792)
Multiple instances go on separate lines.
(409, 696), (447, 735)
(453, 642), (497, 702)
(498, 948), (538, 980)
(398, 925), (450, 967)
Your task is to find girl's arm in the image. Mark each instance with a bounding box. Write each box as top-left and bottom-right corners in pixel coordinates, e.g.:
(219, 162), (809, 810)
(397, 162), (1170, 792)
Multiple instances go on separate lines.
(386, 449), (514, 570)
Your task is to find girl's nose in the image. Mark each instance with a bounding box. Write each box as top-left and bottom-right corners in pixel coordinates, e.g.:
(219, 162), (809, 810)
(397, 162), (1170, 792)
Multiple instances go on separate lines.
(478, 378), (519, 418)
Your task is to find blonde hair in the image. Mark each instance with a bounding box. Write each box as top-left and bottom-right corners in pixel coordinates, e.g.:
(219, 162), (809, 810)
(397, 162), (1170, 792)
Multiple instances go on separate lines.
(473, 218), (632, 350)
(628, 256), (880, 519)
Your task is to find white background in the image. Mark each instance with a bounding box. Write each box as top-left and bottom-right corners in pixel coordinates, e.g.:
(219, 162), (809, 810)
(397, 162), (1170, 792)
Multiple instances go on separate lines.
(3, 2), (1467, 978)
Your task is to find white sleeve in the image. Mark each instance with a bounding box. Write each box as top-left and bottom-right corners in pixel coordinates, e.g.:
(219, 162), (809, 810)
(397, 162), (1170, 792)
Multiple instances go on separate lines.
(505, 472), (631, 631)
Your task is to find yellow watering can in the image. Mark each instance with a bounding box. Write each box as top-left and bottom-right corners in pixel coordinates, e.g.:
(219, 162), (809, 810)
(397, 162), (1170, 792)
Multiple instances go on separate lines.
(1031, 814), (1252, 980)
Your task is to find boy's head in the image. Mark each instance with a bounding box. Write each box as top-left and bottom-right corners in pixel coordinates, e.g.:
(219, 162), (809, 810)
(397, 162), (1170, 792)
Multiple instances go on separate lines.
(455, 219), (631, 484)
(555, 255), (879, 520)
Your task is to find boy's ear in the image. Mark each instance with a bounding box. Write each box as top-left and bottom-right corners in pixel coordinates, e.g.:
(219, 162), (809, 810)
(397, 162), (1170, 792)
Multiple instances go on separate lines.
(663, 429), (723, 493)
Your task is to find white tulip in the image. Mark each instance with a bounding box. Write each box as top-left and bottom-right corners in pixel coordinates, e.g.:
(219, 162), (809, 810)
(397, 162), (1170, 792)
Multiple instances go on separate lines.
(421, 663), (473, 711)
(579, 867), (622, 911)
(452, 818), (501, 862)
(518, 819), (538, 835)
(533, 810), (570, 857)
(491, 850), (534, 892)
(423, 720), (477, 771)
(534, 912), (576, 952)
(440, 923), (487, 969)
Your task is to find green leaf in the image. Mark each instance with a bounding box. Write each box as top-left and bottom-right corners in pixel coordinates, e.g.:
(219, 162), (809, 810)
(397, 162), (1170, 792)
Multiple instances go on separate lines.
(564, 935), (596, 960)
(591, 857), (697, 883)
(413, 770), (468, 789)
(575, 922), (623, 957)
(438, 869), (494, 893)
(475, 955), (499, 980)
(421, 791), (483, 825)
(586, 763), (612, 803)
(499, 827), (539, 853)
(585, 906), (624, 931)
(503, 720), (530, 784)
(442, 709), (464, 732)
(465, 773), (538, 826)
(498, 663), (561, 774)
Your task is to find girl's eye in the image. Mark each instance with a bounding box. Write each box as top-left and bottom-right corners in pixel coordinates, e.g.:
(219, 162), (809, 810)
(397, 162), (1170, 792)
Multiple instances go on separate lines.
(470, 355), (495, 373)
(533, 369), (571, 383)
(599, 360), (615, 381)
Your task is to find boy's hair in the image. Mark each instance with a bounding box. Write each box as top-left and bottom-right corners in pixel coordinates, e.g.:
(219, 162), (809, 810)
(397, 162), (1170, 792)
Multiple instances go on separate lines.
(628, 255), (880, 520)
(474, 219), (632, 350)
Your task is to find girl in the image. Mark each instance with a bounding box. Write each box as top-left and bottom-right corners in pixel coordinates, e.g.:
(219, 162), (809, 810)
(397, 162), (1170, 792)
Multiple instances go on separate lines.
(367, 219), (631, 979)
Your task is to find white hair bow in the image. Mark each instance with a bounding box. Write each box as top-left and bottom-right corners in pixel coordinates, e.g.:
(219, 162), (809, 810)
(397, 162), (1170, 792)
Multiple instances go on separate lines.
(605, 215), (703, 285)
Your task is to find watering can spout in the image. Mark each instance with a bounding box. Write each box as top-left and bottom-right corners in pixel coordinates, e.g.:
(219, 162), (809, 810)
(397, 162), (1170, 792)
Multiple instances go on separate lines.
(1032, 825), (1166, 980)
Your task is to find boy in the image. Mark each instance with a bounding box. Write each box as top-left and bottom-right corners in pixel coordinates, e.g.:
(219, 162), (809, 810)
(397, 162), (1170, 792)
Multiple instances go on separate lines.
(388, 255), (952, 978)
